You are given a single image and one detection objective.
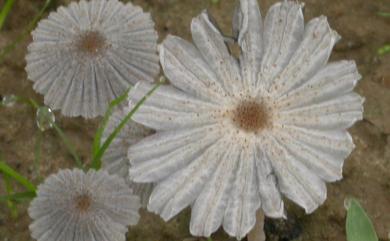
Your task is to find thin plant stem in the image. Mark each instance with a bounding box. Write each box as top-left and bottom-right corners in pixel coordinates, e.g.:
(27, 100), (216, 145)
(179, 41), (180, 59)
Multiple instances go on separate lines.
(28, 98), (83, 169)
(26, 98), (39, 109)
(90, 82), (162, 170)
(0, 0), (15, 30)
(0, 0), (53, 64)
(34, 130), (43, 181)
(52, 123), (84, 169)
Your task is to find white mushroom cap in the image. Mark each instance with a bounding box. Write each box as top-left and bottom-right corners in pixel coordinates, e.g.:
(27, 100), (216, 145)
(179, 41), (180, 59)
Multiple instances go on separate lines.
(26, 0), (160, 118)
(126, 0), (364, 239)
(29, 168), (141, 241)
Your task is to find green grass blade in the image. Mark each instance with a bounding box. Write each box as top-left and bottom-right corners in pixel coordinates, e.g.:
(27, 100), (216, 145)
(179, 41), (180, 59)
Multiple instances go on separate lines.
(346, 198), (378, 241)
(377, 11), (390, 17)
(90, 82), (162, 170)
(0, 0), (52, 64)
(0, 0), (15, 30)
(92, 88), (131, 158)
(0, 161), (36, 192)
(3, 174), (18, 218)
(377, 44), (390, 56)
(0, 191), (36, 202)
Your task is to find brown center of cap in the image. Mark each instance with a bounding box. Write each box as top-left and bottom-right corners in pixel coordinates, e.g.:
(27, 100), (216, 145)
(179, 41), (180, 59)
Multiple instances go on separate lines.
(75, 194), (92, 212)
(232, 100), (269, 132)
(77, 31), (106, 55)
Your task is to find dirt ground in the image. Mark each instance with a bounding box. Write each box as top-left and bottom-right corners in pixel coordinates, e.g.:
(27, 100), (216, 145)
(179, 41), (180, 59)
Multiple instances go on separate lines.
(0, 0), (389, 240)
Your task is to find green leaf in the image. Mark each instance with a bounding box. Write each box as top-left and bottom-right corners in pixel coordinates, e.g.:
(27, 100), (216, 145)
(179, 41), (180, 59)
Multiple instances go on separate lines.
(0, 161), (36, 192)
(90, 82), (162, 170)
(346, 198), (378, 241)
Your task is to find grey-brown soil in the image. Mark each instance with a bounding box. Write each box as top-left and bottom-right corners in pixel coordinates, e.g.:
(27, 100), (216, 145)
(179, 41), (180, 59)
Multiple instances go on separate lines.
(0, 0), (389, 240)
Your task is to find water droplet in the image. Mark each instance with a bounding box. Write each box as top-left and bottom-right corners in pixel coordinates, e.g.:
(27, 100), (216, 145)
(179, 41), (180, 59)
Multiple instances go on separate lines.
(36, 106), (55, 132)
(1, 95), (18, 107)
(344, 198), (352, 210)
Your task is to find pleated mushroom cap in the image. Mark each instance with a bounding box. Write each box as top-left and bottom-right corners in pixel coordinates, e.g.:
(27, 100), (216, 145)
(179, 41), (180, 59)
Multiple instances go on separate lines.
(26, 0), (160, 118)
(28, 168), (141, 241)
(102, 106), (154, 207)
(126, 0), (364, 239)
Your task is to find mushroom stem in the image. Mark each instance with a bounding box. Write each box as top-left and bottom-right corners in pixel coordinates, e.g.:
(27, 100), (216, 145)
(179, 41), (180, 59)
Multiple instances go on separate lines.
(248, 210), (266, 241)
